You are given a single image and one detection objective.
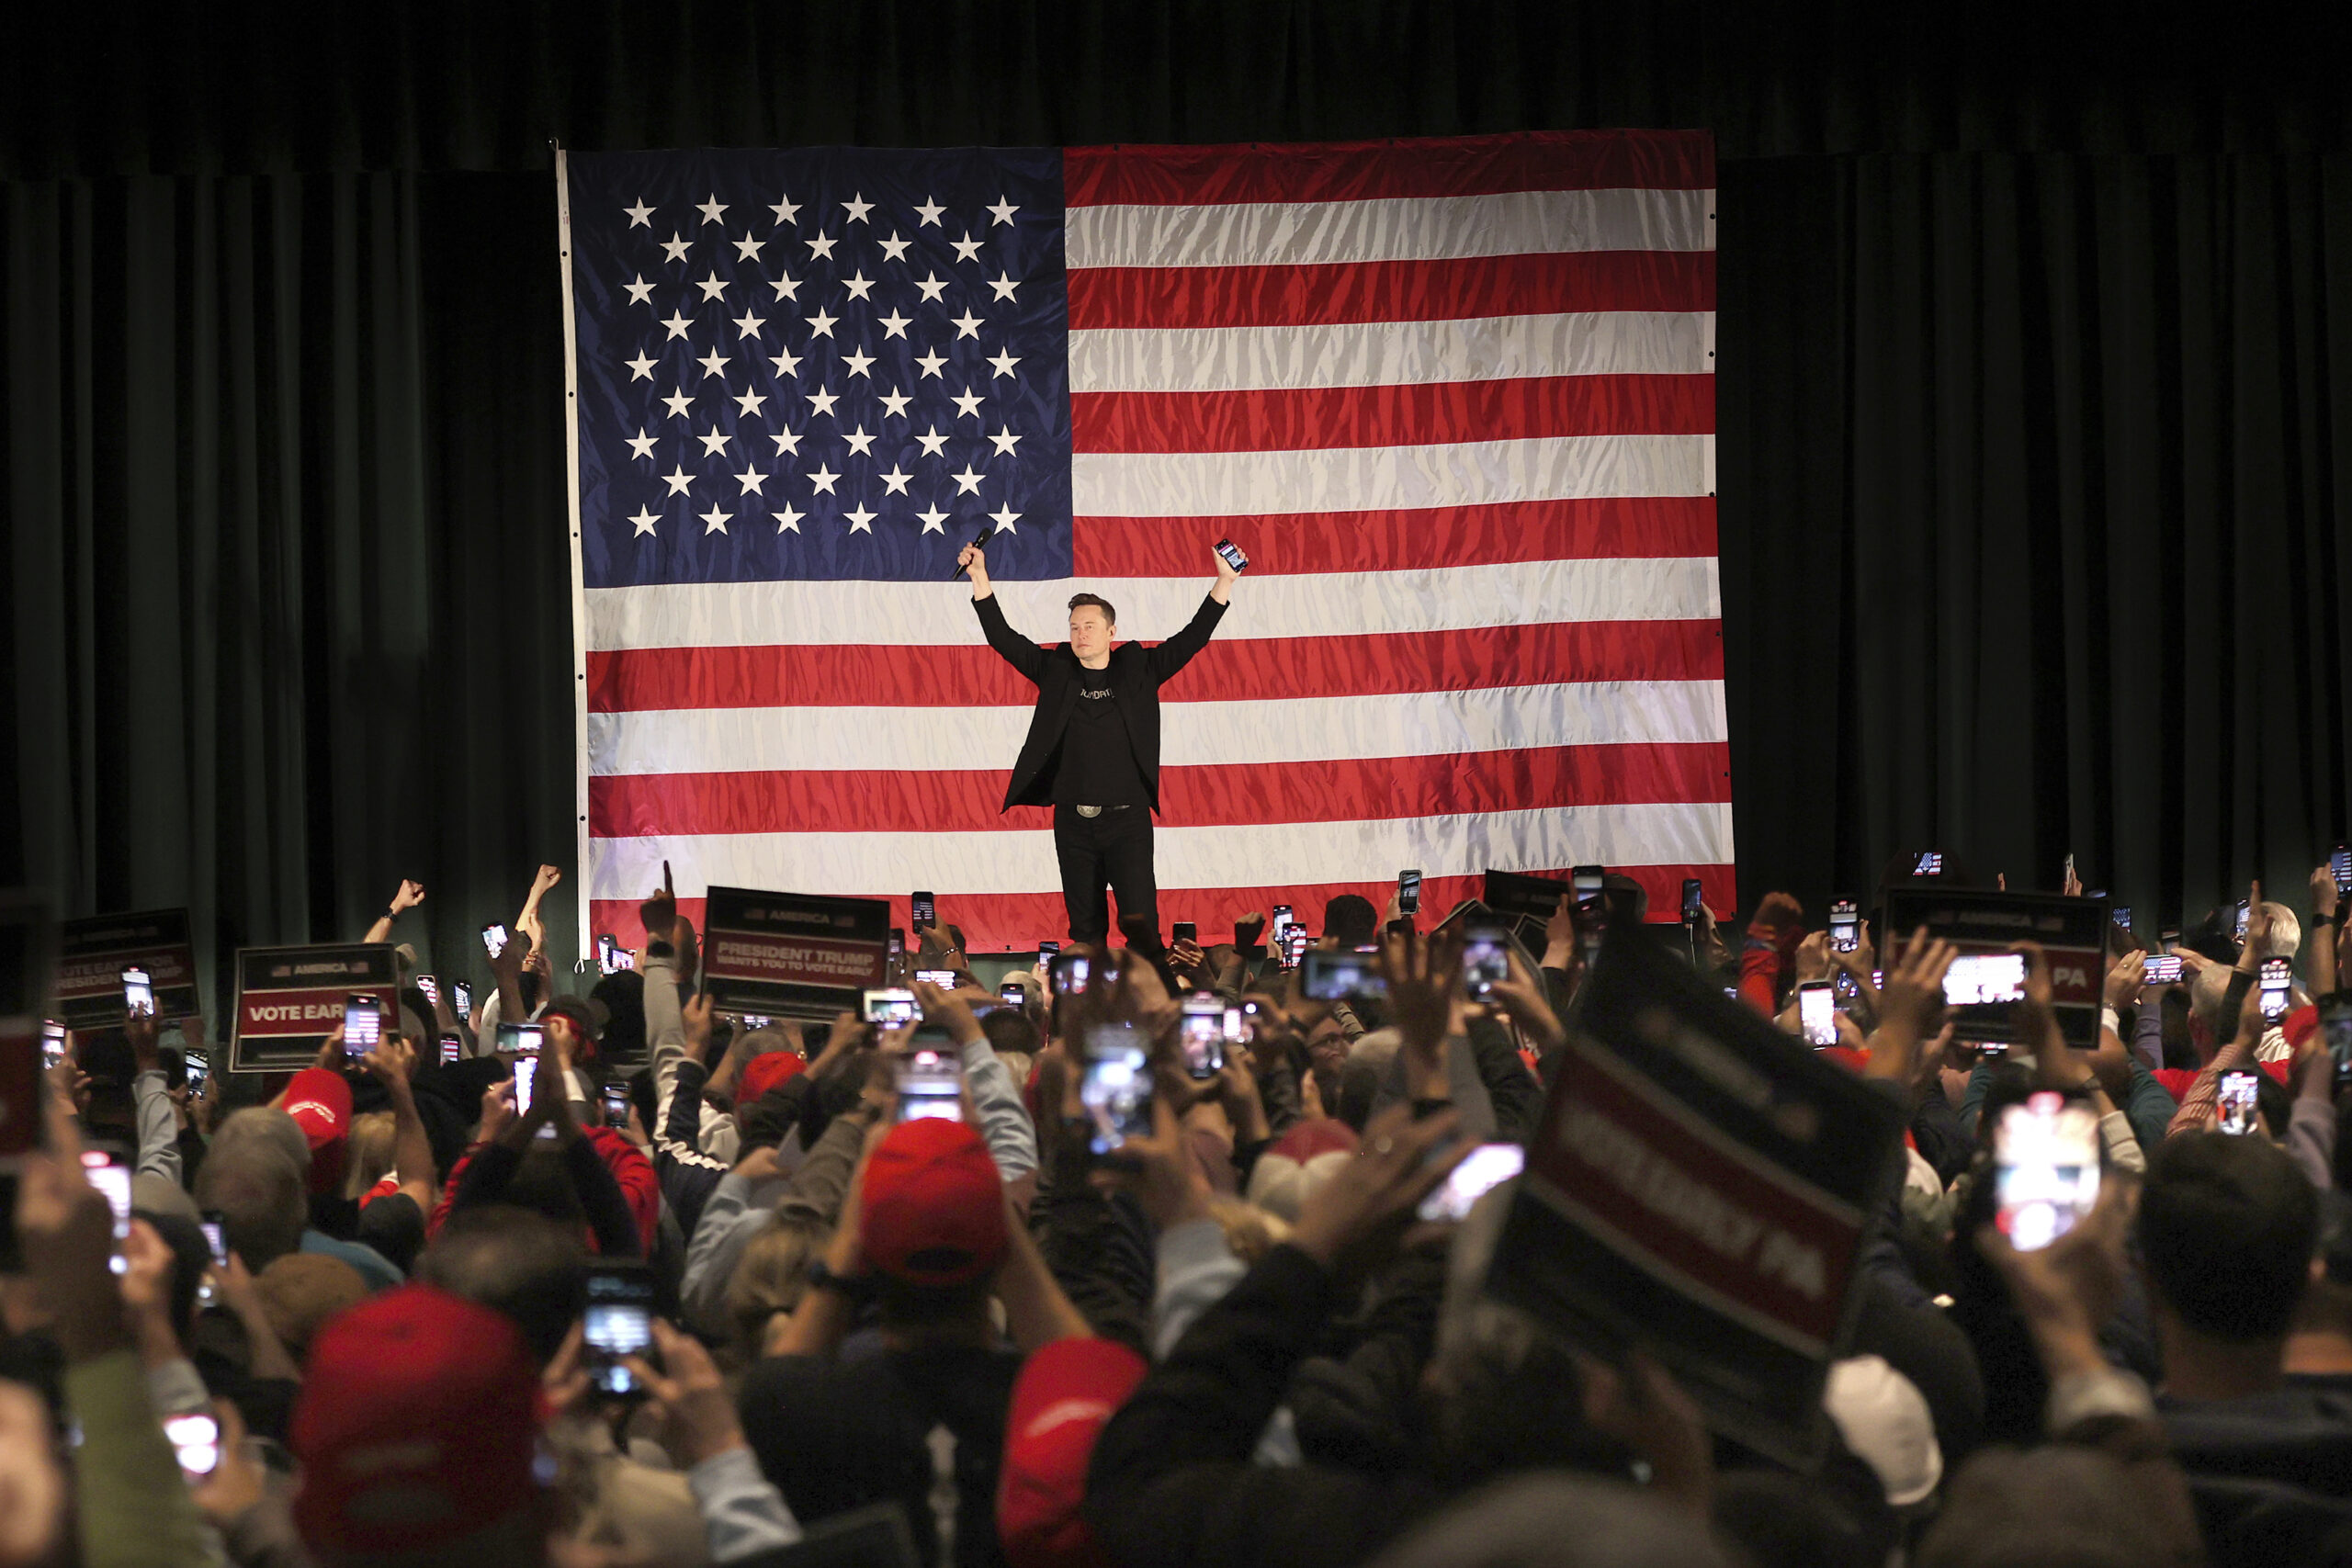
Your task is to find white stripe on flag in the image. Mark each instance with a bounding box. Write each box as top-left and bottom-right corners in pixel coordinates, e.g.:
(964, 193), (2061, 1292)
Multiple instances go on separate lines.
(588, 679), (1728, 775)
(588, 801), (1736, 899)
(584, 557), (1723, 652)
(1070, 434), (1713, 517)
(1069, 311), (1716, 394)
(1066, 187), (1717, 270)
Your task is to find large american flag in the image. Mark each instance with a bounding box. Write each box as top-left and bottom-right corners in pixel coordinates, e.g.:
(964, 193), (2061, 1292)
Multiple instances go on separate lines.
(562, 132), (1727, 953)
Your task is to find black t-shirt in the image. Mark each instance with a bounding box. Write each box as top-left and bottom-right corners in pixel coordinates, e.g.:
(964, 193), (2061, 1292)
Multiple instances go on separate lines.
(1050, 664), (1146, 807)
(741, 1345), (1023, 1568)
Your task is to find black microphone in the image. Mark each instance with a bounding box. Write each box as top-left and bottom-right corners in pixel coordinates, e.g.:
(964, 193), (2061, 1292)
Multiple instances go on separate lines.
(950, 524), (997, 581)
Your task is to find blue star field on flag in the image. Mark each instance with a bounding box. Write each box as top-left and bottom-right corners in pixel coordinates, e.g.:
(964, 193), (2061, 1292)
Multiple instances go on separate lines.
(568, 149), (1070, 587)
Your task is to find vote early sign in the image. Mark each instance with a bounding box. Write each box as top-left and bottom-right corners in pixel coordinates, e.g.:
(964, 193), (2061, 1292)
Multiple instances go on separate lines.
(231, 944), (399, 1072)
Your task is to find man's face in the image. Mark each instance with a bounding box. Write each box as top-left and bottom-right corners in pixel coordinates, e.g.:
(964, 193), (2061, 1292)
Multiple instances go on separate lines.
(1069, 604), (1114, 661)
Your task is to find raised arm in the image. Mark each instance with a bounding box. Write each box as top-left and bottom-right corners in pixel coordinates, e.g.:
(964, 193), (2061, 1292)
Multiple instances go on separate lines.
(1144, 543), (1239, 685)
(961, 543), (1047, 683)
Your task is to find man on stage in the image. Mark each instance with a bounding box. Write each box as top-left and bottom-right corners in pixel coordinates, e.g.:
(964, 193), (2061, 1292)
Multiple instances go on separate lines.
(957, 539), (1241, 945)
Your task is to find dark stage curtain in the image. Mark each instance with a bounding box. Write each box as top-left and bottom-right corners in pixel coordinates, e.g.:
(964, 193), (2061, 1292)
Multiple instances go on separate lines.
(2, 173), (580, 989)
(6, 3), (2352, 1012)
(1721, 153), (2352, 919)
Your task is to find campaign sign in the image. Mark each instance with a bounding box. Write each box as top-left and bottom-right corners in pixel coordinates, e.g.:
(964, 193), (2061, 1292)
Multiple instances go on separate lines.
(703, 886), (891, 1018)
(1880, 886), (2111, 1046)
(53, 908), (199, 1029)
(231, 944), (400, 1072)
(1485, 924), (1905, 1468)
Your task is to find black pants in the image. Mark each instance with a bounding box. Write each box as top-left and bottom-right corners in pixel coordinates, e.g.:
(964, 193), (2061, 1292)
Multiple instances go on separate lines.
(1053, 804), (1159, 945)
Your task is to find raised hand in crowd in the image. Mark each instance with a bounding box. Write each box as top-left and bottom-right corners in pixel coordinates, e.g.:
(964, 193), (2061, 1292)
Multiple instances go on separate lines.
(363, 876), (426, 942)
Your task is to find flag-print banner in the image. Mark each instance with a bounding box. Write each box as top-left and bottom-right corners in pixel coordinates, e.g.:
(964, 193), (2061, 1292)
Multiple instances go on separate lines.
(560, 130), (1728, 952)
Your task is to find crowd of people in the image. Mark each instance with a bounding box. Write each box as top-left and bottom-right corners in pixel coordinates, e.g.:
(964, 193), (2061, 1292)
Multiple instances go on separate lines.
(5, 855), (2352, 1568)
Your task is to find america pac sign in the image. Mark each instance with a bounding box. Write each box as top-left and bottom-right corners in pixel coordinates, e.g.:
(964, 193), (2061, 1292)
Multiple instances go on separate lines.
(231, 944), (400, 1072)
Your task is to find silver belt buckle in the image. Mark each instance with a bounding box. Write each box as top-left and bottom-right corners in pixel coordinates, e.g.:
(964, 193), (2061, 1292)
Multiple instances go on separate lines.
(1075, 804), (1102, 818)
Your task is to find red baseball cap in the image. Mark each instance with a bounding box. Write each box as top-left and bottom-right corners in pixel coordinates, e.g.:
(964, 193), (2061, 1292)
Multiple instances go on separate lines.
(736, 1049), (808, 1105)
(283, 1067), (352, 1197)
(861, 1118), (1007, 1286)
(997, 1337), (1148, 1567)
(539, 997), (601, 1063)
(290, 1284), (542, 1556)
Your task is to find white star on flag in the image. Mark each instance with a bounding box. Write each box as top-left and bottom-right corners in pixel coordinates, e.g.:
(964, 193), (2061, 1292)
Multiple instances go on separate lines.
(769, 349), (802, 378)
(808, 466), (840, 495)
(696, 347), (729, 378)
(626, 351), (656, 381)
(696, 274), (729, 301)
(737, 469), (771, 494)
(624, 199), (653, 228)
(807, 388), (841, 418)
(732, 233), (765, 262)
(950, 388), (984, 418)
(700, 502), (731, 533)
(732, 311), (765, 338)
(696, 428), (734, 457)
(662, 466), (694, 495)
(661, 389), (694, 420)
(807, 309), (837, 338)
(915, 426), (949, 457)
(660, 311), (692, 340)
(695, 195), (728, 224)
(989, 273), (1018, 301)
(951, 465), (984, 494)
(774, 503), (803, 533)
(951, 310), (982, 340)
(879, 232), (911, 262)
(842, 347), (875, 378)
(878, 389), (911, 418)
(628, 505), (659, 535)
(989, 426), (1021, 456)
(989, 502), (1020, 532)
(770, 275), (801, 301)
(842, 193), (874, 223)
(842, 271), (876, 301)
(879, 465), (912, 494)
(768, 195), (800, 225)
(987, 197), (1018, 226)
(914, 275), (948, 302)
(661, 233), (690, 264)
(625, 428), (657, 459)
(734, 388), (767, 417)
(845, 505), (876, 533)
(624, 275), (654, 305)
(913, 196), (944, 226)
(914, 348), (947, 378)
(950, 232), (983, 263)
(805, 233), (837, 261)
(770, 429), (802, 457)
(916, 506), (948, 534)
(988, 349), (1021, 379)
(877, 310), (910, 339)
(843, 426), (877, 456)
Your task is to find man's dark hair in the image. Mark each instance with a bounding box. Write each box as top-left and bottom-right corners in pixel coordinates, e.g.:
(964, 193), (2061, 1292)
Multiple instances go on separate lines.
(1322, 895), (1378, 947)
(414, 1205), (587, 1366)
(2137, 1132), (2318, 1342)
(1068, 592), (1117, 626)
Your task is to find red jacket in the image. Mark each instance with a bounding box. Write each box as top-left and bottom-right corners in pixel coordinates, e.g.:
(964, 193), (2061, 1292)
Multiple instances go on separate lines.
(425, 1126), (661, 1257)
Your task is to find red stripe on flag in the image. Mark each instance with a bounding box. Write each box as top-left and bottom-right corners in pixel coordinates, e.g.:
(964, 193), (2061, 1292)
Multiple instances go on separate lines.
(1063, 130), (1715, 207)
(589, 863), (1736, 954)
(1069, 250), (1714, 330)
(587, 620), (1723, 713)
(1072, 374), (1714, 454)
(588, 742), (1732, 838)
(1074, 496), (1717, 577)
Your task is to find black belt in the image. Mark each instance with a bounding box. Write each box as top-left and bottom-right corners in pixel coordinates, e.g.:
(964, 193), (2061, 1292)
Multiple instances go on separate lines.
(1072, 804), (1132, 818)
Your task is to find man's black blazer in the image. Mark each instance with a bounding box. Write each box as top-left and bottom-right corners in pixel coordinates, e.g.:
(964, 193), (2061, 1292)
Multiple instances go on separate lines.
(971, 590), (1228, 812)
